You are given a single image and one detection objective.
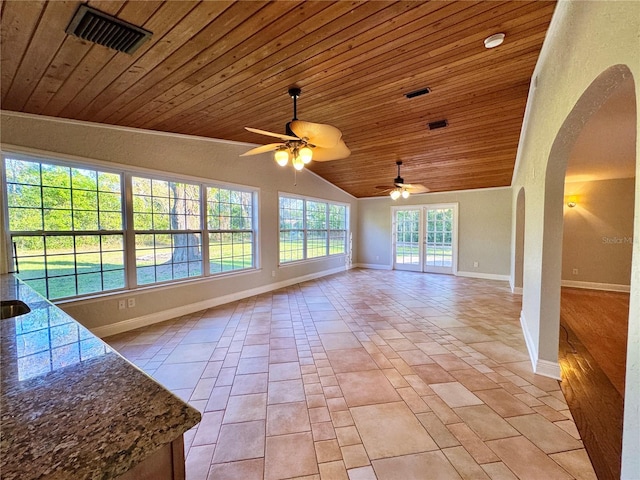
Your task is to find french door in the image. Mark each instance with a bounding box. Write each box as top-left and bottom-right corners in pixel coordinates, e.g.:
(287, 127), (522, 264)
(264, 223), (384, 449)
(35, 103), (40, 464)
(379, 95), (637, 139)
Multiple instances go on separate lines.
(393, 208), (422, 271)
(392, 204), (457, 274)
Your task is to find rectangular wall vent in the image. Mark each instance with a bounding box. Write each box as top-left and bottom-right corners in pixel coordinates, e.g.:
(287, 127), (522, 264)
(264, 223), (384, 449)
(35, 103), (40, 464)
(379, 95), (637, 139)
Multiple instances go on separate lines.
(66, 5), (152, 54)
(428, 119), (448, 130)
(404, 87), (431, 99)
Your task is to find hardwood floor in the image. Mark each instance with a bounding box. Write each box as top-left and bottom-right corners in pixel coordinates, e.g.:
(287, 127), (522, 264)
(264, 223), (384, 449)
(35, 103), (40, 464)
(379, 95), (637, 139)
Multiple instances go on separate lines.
(559, 287), (629, 480)
(560, 288), (629, 396)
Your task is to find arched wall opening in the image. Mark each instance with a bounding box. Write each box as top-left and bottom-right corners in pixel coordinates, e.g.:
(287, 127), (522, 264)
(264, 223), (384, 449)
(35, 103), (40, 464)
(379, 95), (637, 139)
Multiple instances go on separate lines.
(559, 70), (635, 480)
(540, 64), (637, 478)
(539, 64), (636, 364)
(513, 187), (526, 294)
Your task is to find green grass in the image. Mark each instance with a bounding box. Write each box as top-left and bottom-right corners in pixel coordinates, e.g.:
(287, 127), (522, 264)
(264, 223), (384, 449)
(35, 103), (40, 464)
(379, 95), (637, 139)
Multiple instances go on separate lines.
(18, 245), (248, 299)
(279, 240), (346, 263)
(18, 241), (346, 299)
(395, 244), (453, 266)
(396, 245), (452, 255)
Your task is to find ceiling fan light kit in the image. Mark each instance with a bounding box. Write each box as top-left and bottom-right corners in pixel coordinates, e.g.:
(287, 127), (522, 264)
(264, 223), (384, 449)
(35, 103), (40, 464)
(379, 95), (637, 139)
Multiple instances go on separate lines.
(376, 161), (429, 200)
(241, 88), (350, 171)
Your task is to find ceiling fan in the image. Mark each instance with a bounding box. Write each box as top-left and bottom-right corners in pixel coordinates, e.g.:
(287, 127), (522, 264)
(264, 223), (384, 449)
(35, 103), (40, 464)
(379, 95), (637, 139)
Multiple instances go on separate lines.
(241, 87), (350, 170)
(376, 161), (429, 199)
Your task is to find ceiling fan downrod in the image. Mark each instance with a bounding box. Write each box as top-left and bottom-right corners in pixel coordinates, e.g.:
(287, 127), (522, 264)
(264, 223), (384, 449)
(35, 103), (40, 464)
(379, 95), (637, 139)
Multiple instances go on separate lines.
(394, 160), (404, 185)
(289, 87), (301, 121)
(285, 87), (302, 137)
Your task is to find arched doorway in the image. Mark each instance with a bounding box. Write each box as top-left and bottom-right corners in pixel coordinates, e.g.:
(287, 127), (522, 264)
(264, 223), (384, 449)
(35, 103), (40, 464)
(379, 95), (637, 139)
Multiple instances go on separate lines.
(541, 65), (636, 480)
(512, 187), (525, 294)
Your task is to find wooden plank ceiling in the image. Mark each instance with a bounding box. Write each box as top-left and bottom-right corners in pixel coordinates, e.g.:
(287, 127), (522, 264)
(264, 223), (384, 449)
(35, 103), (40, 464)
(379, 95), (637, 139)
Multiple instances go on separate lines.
(1, 0), (556, 198)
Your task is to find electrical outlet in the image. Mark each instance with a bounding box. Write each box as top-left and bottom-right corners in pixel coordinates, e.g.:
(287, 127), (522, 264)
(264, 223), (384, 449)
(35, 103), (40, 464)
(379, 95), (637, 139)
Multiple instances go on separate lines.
(473, 261), (479, 268)
(572, 268), (579, 275)
(127, 298), (136, 308)
(271, 270), (276, 278)
(118, 300), (126, 310)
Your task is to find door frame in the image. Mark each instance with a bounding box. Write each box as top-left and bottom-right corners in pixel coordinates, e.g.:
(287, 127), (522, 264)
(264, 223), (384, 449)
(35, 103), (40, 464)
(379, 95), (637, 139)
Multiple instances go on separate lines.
(391, 205), (423, 271)
(391, 203), (459, 275)
(424, 203), (459, 275)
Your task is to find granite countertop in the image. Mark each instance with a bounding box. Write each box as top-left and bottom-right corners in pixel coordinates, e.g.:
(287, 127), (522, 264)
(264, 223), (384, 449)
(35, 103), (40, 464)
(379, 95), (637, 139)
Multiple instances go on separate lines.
(0, 275), (201, 480)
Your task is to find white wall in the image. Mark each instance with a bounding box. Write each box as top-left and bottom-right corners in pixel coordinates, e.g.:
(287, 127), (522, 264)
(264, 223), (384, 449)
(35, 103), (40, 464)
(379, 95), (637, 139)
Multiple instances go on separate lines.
(563, 178), (635, 288)
(357, 187), (512, 279)
(511, 1), (639, 477)
(0, 112), (358, 335)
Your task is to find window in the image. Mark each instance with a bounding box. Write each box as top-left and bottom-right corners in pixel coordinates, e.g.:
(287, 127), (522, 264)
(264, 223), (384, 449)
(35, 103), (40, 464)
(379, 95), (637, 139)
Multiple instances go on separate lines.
(306, 201), (327, 259)
(279, 195), (347, 264)
(207, 187), (254, 273)
(4, 157), (124, 299)
(3, 154), (258, 300)
(279, 197), (304, 262)
(132, 176), (202, 285)
(329, 204), (347, 255)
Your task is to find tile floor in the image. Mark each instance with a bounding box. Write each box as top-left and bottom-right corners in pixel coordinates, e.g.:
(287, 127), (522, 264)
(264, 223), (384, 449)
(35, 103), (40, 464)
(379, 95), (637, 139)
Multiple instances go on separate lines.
(105, 269), (597, 480)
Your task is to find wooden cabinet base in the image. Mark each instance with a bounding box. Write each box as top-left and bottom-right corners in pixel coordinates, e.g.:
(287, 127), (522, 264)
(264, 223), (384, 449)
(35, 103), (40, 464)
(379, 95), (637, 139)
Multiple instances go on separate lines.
(118, 436), (186, 480)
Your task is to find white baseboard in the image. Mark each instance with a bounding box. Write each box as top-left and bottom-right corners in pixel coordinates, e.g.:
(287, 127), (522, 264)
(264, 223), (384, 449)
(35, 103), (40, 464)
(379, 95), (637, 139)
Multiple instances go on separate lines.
(355, 266), (510, 281)
(519, 310), (561, 380)
(520, 310), (538, 371)
(535, 359), (562, 380)
(355, 263), (393, 270)
(562, 280), (630, 292)
(92, 266), (346, 338)
(456, 271), (510, 282)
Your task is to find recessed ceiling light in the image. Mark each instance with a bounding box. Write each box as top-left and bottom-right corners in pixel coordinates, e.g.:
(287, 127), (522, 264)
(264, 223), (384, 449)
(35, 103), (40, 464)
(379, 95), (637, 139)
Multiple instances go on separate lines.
(484, 33), (505, 49)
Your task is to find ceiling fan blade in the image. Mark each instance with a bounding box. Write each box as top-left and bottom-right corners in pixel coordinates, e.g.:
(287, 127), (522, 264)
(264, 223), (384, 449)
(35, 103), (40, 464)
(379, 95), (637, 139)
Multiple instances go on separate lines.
(290, 120), (342, 148)
(311, 139), (351, 162)
(240, 143), (283, 156)
(245, 127), (299, 141)
(403, 183), (430, 193)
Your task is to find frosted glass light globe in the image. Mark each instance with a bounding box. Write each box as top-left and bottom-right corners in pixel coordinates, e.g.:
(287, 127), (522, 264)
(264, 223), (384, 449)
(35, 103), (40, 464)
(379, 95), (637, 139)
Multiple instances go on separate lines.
(274, 148), (289, 166)
(299, 146), (313, 164)
(292, 156), (304, 171)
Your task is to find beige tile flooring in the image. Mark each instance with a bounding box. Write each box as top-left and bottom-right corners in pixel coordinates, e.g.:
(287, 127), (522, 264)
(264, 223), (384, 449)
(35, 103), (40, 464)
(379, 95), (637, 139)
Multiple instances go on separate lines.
(105, 269), (597, 480)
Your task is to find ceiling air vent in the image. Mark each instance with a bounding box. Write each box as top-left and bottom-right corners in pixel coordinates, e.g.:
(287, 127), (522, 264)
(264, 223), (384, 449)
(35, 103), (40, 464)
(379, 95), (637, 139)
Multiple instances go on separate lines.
(66, 5), (152, 54)
(404, 87), (431, 99)
(428, 119), (448, 130)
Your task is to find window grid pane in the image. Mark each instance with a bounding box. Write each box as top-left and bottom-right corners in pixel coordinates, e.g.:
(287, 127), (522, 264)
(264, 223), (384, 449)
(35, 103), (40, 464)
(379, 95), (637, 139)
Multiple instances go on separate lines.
(5, 157), (259, 299)
(329, 231), (346, 254)
(207, 187), (255, 274)
(279, 197), (305, 263)
(396, 210), (420, 265)
(135, 233), (202, 285)
(306, 230), (328, 258)
(5, 157), (124, 299)
(133, 176), (203, 284)
(279, 196), (348, 263)
(426, 208), (453, 267)
(329, 205), (347, 254)
(280, 231), (304, 263)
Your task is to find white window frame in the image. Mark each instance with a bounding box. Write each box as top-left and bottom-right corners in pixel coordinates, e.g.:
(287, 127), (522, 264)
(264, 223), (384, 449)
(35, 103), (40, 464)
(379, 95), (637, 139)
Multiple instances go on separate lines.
(278, 193), (348, 265)
(206, 185), (257, 274)
(3, 154), (127, 299)
(2, 150), (259, 300)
